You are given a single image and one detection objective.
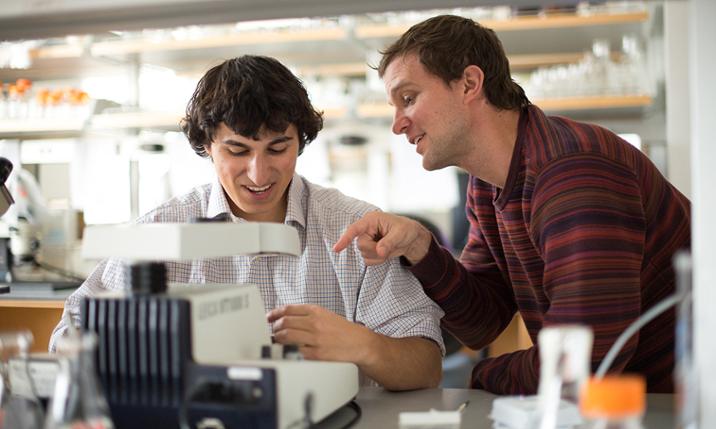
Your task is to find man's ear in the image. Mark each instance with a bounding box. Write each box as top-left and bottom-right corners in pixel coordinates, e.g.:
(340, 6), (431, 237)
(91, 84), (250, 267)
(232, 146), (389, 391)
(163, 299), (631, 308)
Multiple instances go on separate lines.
(461, 65), (484, 103)
(204, 143), (213, 160)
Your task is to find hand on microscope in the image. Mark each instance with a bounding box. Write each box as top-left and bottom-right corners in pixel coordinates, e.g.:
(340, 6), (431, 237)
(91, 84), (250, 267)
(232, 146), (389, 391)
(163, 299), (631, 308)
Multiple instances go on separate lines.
(267, 304), (443, 390)
(267, 304), (373, 363)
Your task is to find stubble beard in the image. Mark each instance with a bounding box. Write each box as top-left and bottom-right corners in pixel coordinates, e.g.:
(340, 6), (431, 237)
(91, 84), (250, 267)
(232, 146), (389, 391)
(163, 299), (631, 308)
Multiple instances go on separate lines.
(421, 123), (469, 172)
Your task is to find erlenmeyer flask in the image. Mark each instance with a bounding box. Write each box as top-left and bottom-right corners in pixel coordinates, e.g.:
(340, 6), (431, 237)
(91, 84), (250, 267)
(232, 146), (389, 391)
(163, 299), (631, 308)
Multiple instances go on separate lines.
(0, 330), (44, 429)
(44, 332), (113, 429)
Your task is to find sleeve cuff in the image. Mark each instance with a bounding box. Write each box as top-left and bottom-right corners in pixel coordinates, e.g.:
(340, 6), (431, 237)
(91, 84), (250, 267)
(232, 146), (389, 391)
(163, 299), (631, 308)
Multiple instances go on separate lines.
(405, 235), (450, 288)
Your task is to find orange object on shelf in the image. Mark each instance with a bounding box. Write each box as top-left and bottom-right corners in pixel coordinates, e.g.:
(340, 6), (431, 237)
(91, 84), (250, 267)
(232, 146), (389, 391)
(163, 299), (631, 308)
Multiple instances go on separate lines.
(35, 88), (51, 106)
(15, 78), (32, 91)
(48, 89), (64, 106)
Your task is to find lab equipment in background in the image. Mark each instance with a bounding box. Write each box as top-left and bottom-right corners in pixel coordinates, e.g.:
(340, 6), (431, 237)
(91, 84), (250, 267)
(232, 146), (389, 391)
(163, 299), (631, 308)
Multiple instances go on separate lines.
(580, 375), (646, 429)
(0, 158), (14, 218)
(488, 325), (592, 429)
(315, 122), (391, 210)
(0, 166), (82, 293)
(0, 157), (14, 294)
(0, 78), (93, 121)
(45, 332), (113, 429)
(74, 221), (359, 429)
(0, 330), (44, 429)
(522, 35), (654, 100)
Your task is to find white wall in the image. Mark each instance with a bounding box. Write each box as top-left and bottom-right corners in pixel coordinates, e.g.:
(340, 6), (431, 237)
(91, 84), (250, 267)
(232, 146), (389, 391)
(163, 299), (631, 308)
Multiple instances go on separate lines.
(664, 2), (691, 197)
(690, 0), (716, 427)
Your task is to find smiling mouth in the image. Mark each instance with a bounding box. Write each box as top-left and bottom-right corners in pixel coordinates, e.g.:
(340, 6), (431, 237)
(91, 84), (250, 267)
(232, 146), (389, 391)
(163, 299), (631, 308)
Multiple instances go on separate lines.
(244, 183), (273, 194)
(411, 134), (425, 145)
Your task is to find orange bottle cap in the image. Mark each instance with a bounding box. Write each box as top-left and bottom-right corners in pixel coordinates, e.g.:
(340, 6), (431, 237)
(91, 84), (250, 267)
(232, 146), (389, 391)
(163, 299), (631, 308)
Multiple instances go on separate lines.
(15, 78), (32, 90)
(580, 375), (646, 419)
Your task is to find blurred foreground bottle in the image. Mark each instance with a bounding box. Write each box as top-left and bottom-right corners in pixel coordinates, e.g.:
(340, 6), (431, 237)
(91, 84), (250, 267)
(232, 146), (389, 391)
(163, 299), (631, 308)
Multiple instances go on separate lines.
(580, 375), (645, 429)
(44, 333), (113, 429)
(0, 330), (44, 429)
(674, 251), (697, 429)
(535, 325), (593, 429)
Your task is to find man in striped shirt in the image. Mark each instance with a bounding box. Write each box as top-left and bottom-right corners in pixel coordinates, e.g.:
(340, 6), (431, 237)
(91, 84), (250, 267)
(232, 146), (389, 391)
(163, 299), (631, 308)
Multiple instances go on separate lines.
(51, 55), (444, 390)
(335, 15), (690, 394)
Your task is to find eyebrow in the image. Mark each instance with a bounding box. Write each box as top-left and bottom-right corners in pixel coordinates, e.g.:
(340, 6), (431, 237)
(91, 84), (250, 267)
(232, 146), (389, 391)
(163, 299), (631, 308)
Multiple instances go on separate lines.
(388, 81), (413, 99)
(221, 135), (293, 148)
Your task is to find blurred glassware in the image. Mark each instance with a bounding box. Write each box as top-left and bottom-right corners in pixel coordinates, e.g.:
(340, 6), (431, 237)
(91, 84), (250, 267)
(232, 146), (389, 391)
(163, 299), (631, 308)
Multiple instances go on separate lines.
(0, 330), (44, 429)
(44, 332), (113, 429)
(674, 252), (697, 429)
(534, 325), (593, 429)
(0, 79), (92, 121)
(524, 34), (651, 101)
(619, 34), (650, 95)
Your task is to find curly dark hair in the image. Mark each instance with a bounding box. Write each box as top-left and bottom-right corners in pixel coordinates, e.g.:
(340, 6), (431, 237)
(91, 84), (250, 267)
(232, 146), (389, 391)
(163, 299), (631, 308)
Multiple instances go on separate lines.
(377, 15), (530, 111)
(181, 55), (324, 157)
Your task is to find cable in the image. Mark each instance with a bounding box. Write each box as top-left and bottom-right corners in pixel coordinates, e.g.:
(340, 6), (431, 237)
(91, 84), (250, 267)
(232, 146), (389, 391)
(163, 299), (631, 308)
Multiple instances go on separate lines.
(178, 382), (199, 429)
(595, 291), (688, 378)
(340, 401), (362, 429)
(32, 260), (85, 283)
(313, 400), (362, 429)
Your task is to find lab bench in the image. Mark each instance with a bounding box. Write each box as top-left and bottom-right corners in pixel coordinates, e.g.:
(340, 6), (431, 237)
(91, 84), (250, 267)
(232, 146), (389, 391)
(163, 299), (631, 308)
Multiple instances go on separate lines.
(0, 287), (73, 353)
(349, 387), (673, 429)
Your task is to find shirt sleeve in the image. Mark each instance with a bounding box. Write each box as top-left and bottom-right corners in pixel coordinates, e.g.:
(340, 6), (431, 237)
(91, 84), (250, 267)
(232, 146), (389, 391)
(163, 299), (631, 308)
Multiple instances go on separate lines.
(354, 253), (446, 356)
(409, 187), (518, 351)
(48, 258), (127, 352)
(471, 155), (647, 394)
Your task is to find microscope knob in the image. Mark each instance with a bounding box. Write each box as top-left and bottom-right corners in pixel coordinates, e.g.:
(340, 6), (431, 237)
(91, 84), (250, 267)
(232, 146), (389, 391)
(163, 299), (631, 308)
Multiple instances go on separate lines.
(127, 262), (167, 294)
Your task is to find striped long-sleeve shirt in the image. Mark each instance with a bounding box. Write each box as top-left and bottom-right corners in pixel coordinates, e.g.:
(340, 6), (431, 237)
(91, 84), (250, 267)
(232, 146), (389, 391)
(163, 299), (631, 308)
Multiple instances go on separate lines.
(409, 105), (690, 395)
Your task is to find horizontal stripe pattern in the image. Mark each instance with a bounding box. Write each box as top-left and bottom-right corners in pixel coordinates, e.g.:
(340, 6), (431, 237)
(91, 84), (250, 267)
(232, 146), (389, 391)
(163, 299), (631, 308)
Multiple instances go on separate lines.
(411, 105), (690, 394)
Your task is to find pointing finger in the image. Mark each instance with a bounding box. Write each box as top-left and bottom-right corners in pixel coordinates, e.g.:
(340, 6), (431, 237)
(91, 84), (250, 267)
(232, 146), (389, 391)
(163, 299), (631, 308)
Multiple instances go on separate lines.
(333, 219), (371, 253)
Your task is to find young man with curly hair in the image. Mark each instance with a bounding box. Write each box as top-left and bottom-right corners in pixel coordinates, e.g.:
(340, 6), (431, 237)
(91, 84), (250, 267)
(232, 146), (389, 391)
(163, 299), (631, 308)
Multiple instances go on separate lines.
(52, 55), (444, 390)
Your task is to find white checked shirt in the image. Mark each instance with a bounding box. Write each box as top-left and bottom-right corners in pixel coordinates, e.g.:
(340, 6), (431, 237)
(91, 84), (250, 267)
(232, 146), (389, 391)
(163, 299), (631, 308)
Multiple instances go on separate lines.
(51, 174), (445, 365)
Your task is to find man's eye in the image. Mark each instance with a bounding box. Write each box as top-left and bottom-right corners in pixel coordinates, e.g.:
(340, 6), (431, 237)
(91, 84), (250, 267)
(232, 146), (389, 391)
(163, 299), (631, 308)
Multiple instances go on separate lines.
(269, 146), (288, 154)
(228, 149), (247, 156)
(402, 95), (415, 105)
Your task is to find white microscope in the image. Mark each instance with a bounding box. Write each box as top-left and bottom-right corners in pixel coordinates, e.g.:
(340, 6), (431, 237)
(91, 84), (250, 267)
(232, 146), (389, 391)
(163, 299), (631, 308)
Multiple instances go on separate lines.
(79, 221), (359, 429)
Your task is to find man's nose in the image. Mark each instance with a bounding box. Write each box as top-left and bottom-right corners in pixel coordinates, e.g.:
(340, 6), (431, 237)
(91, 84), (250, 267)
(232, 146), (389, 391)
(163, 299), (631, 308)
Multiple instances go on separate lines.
(391, 109), (409, 135)
(247, 154), (270, 185)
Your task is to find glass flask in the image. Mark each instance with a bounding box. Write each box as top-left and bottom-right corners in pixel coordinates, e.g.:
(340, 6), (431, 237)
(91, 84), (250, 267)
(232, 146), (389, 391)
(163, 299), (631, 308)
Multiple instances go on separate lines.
(44, 332), (113, 429)
(0, 330), (44, 429)
(534, 325), (593, 429)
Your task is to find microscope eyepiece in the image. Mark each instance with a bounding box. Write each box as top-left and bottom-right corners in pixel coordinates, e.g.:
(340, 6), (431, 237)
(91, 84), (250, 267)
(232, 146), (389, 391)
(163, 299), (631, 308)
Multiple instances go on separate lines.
(0, 157), (13, 184)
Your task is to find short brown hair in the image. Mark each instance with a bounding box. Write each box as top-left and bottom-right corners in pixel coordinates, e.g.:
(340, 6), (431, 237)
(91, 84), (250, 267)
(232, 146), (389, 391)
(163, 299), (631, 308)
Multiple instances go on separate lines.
(181, 55), (323, 157)
(378, 15), (529, 111)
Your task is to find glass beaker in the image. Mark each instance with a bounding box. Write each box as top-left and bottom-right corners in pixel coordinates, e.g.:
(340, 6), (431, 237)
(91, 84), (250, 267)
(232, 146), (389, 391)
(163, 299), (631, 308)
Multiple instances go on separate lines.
(0, 330), (44, 429)
(534, 325), (593, 429)
(44, 332), (113, 429)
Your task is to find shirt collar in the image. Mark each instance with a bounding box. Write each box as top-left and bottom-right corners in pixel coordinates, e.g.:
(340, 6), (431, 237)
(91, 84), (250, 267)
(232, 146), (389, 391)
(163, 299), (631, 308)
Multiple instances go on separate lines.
(284, 173), (306, 229)
(206, 174), (307, 229)
(207, 177), (234, 218)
